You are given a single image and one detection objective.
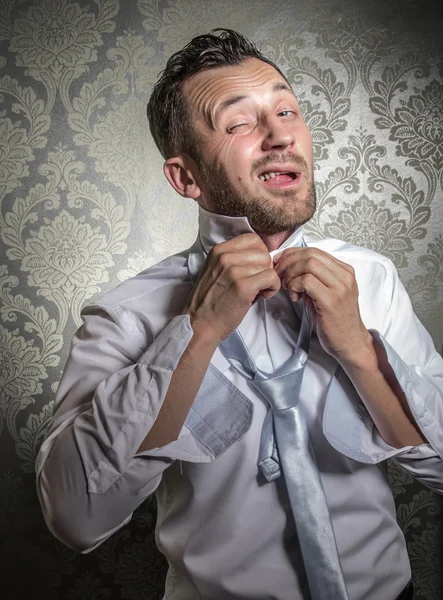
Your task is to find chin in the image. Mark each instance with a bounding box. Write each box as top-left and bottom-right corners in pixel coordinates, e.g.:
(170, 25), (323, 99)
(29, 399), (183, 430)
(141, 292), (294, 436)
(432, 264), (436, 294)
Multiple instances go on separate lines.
(247, 192), (316, 234)
(207, 174), (316, 232)
(249, 209), (314, 235)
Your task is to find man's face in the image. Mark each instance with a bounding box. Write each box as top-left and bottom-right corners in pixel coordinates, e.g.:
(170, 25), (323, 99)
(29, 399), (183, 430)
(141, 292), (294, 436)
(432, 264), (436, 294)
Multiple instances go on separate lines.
(183, 57), (315, 234)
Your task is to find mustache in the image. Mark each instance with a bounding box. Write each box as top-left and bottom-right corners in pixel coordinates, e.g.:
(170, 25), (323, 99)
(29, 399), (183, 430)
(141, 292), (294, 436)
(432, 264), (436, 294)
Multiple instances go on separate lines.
(252, 152), (309, 175)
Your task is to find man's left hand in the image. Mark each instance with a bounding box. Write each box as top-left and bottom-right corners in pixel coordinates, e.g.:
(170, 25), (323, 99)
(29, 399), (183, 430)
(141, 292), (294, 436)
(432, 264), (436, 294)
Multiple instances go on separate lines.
(274, 247), (373, 366)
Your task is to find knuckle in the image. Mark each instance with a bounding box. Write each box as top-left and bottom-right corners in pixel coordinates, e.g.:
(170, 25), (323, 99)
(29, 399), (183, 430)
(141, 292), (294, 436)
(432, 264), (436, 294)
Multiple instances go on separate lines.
(231, 265), (251, 281)
(267, 269), (280, 286)
(216, 252), (230, 269)
(260, 254), (272, 267)
(302, 273), (314, 287)
(344, 265), (354, 279)
(288, 275), (301, 291)
(343, 272), (355, 290)
(210, 244), (221, 258)
(336, 282), (348, 299)
(229, 265), (240, 280)
(306, 256), (319, 271)
(270, 267), (281, 280)
(322, 295), (333, 311)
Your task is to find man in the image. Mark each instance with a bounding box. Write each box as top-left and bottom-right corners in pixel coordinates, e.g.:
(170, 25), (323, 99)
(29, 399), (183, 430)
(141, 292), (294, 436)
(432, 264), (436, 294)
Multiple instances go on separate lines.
(36, 29), (443, 600)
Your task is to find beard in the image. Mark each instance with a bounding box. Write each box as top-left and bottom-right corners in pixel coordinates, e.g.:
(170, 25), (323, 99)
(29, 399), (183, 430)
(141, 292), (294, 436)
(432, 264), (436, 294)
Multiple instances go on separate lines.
(197, 151), (316, 235)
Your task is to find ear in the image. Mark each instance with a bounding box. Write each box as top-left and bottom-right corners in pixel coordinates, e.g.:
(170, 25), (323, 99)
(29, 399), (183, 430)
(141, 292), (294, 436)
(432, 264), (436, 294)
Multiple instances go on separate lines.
(164, 155), (202, 200)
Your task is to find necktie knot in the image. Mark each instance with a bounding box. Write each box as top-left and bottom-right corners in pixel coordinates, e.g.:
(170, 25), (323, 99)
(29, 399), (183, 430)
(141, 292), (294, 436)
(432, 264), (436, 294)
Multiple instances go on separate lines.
(252, 370), (304, 411)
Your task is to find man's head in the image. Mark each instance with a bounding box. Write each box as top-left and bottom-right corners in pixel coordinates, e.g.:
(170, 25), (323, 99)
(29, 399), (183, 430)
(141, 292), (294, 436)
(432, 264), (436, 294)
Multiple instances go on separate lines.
(147, 29), (316, 236)
(147, 29), (286, 161)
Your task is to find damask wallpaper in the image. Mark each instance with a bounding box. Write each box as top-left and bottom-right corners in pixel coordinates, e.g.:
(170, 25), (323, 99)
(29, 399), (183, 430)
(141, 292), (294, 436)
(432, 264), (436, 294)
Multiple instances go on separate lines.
(0, 0), (442, 598)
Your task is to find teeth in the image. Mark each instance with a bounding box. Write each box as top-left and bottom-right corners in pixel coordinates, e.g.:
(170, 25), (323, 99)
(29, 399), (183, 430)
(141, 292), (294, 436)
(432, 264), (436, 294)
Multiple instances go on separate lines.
(259, 172), (276, 181)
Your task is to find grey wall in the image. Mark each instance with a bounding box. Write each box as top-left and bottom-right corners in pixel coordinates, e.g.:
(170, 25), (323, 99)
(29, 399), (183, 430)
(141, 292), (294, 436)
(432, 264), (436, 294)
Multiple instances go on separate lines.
(0, 0), (442, 598)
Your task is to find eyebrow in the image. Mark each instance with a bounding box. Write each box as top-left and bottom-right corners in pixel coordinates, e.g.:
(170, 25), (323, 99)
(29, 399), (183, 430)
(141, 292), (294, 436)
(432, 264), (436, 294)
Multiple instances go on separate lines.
(213, 82), (293, 123)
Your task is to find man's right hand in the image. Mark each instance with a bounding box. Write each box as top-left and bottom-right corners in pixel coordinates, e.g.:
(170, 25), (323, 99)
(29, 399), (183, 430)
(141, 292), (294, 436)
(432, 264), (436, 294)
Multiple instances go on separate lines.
(184, 233), (281, 344)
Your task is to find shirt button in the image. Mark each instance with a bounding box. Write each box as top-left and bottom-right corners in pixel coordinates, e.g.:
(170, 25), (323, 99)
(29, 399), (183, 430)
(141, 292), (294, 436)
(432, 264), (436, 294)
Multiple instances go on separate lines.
(272, 311), (281, 319)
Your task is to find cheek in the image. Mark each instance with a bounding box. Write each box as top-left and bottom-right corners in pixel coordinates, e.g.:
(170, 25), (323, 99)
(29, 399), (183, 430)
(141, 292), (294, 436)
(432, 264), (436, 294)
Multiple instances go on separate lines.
(201, 134), (235, 165)
(228, 145), (255, 185)
(207, 136), (254, 178)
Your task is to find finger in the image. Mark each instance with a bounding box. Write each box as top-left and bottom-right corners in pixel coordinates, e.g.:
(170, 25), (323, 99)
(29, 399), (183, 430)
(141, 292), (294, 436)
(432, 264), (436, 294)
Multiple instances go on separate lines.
(227, 263), (277, 283)
(211, 248), (272, 273)
(275, 247), (354, 277)
(287, 272), (329, 305)
(207, 265), (280, 303)
(220, 267), (280, 305)
(272, 247), (303, 268)
(248, 268), (281, 299)
(282, 256), (342, 291)
(303, 293), (317, 324)
(195, 261), (272, 301)
(272, 250), (286, 265)
(274, 247), (335, 275)
(214, 232), (269, 254)
(275, 252), (355, 294)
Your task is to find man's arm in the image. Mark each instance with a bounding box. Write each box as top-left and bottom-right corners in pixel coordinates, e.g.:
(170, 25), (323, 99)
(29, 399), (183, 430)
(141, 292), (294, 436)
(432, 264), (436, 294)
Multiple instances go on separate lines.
(337, 332), (426, 448)
(274, 247), (427, 449)
(36, 311), (196, 553)
(138, 232), (280, 451)
(37, 233), (280, 551)
(137, 326), (219, 451)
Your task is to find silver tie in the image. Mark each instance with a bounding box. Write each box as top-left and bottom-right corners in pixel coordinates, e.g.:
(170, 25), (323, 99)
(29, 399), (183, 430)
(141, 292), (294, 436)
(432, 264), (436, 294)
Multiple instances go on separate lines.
(188, 237), (349, 600)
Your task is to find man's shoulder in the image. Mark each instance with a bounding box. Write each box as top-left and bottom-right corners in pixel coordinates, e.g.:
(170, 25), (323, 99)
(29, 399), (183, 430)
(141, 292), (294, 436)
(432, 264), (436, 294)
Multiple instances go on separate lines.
(89, 248), (192, 313)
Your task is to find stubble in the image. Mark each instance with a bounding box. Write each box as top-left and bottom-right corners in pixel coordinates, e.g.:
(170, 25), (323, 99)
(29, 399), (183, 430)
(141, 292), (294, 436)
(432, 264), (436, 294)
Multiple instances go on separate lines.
(198, 151), (316, 234)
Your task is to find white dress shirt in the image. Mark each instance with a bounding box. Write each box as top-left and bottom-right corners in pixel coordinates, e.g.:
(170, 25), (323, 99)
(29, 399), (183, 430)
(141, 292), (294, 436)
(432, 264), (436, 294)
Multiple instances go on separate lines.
(36, 207), (443, 600)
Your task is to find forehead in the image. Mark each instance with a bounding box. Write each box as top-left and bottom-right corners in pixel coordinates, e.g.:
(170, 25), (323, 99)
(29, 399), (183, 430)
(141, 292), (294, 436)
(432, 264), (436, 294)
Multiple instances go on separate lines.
(183, 57), (294, 117)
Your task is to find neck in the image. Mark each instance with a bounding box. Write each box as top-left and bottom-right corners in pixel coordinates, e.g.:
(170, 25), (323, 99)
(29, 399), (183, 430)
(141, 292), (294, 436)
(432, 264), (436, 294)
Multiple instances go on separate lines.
(259, 230), (293, 252)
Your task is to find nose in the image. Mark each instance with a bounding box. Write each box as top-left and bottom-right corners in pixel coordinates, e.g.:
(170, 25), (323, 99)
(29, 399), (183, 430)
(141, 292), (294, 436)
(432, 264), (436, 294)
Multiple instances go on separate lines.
(261, 114), (295, 152)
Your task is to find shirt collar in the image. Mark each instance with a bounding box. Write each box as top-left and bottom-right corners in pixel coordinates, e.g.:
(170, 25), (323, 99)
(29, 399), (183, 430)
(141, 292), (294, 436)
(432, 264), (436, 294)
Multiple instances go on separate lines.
(198, 205), (304, 258)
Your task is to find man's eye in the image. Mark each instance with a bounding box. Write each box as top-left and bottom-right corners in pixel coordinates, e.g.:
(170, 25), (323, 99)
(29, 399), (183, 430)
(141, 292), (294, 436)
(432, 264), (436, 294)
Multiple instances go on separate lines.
(278, 110), (296, 117)
(227, 123), (247, 133)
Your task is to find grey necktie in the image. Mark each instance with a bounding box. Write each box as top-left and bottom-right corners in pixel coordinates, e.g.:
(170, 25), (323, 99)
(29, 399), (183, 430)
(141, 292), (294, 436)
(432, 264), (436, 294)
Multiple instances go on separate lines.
(188, 237), (349, 600)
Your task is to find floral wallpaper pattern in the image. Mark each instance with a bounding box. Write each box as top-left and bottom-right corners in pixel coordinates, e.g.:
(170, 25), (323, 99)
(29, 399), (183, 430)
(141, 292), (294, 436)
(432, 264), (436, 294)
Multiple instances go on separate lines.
(0, 0), (442, 598)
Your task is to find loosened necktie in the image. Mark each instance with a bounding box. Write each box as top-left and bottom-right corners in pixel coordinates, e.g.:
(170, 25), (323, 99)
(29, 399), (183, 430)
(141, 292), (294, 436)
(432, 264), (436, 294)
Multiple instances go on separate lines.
(188, 237), (349, 600)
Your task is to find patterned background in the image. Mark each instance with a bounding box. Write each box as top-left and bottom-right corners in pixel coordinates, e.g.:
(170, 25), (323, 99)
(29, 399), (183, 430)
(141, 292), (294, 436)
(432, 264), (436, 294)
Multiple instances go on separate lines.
(0, 0), (442, 598)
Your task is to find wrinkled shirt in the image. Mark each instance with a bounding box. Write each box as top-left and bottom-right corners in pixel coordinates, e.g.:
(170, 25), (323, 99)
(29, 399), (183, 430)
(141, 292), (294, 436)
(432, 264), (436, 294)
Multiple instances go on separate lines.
(36, 207), (443, 600)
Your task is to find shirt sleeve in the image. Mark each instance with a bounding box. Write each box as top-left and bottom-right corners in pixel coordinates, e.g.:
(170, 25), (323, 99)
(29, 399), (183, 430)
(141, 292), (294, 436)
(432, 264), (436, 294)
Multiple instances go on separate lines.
(369, 257), (443, 493)
(35, 304), (212, 554)
(322, 255), (443, 494)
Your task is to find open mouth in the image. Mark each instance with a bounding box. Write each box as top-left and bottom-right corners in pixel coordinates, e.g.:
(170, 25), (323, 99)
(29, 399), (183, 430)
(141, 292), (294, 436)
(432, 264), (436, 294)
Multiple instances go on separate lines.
(257, 169), (300, 187)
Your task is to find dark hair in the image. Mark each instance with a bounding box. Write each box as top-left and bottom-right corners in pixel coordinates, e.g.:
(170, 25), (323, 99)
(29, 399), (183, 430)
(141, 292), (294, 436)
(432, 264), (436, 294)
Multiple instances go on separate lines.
(147, 28), (287, 160)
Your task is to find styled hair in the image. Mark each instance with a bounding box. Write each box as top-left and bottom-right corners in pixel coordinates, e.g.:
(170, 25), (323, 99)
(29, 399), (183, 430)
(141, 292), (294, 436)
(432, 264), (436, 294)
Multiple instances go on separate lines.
(147, 28), (287, 160)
